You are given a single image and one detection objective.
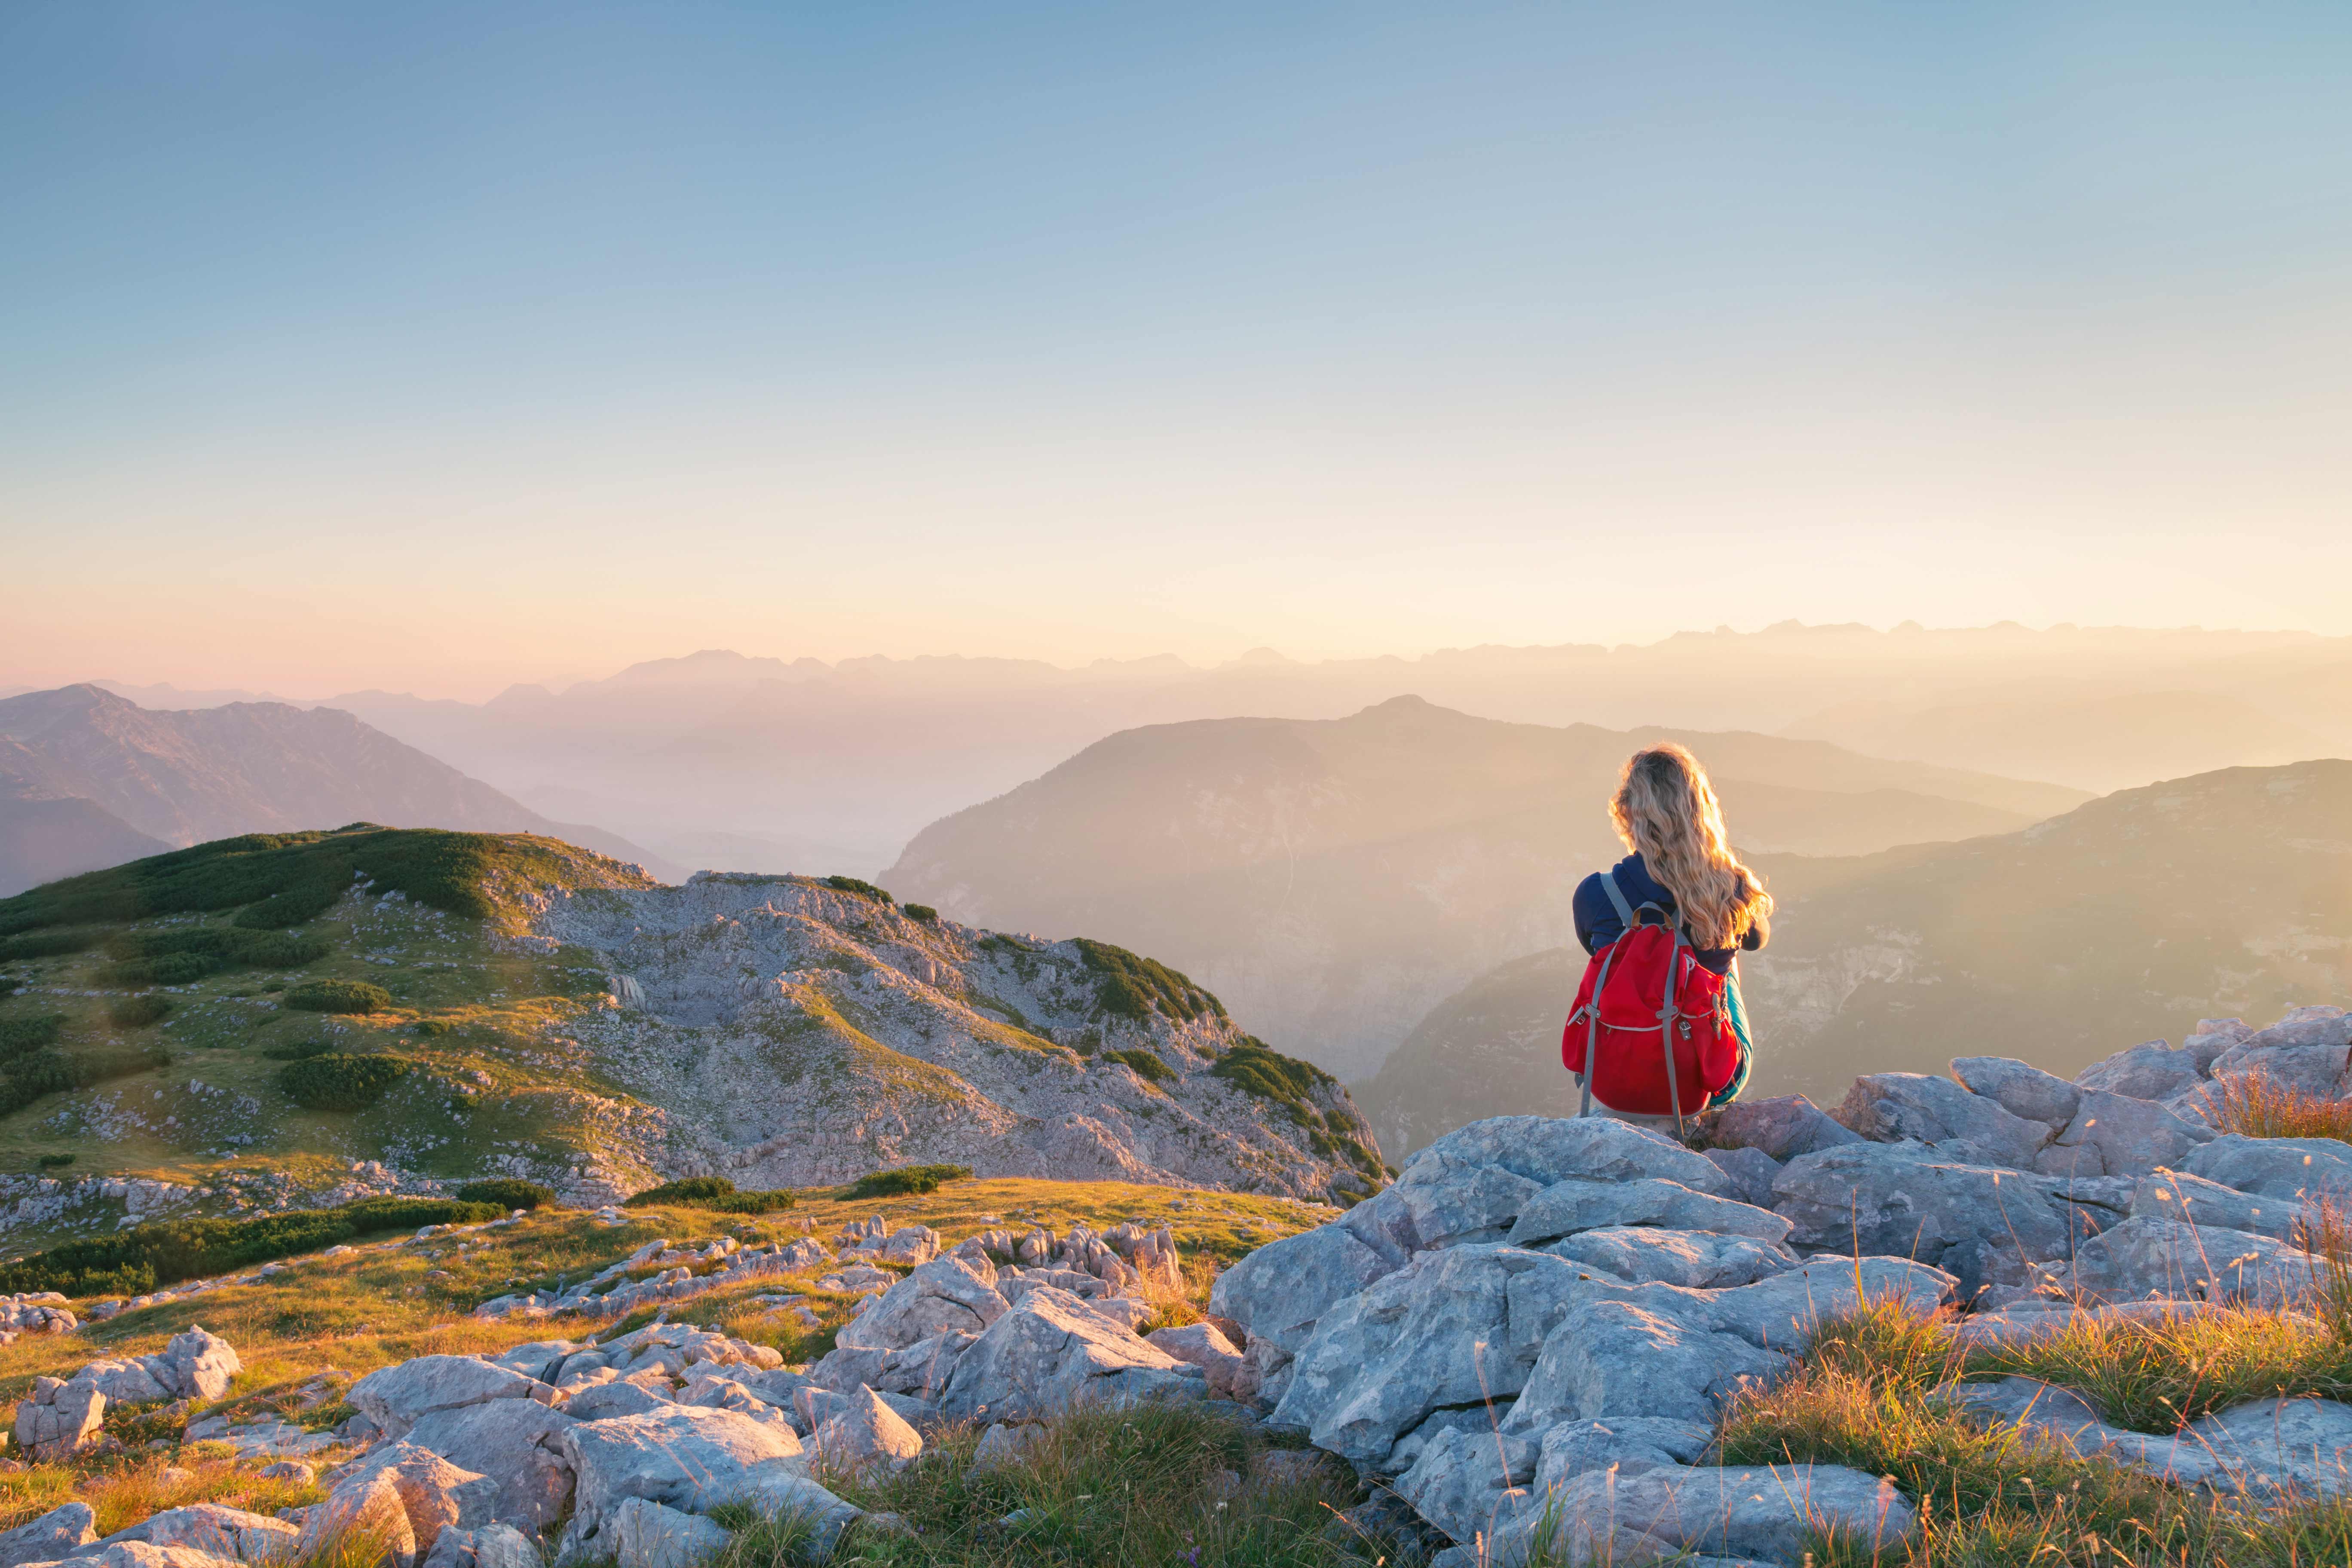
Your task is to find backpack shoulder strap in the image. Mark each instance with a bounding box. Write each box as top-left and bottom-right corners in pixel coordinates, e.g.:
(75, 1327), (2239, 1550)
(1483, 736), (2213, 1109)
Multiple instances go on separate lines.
(1598, 869), (1636, 927)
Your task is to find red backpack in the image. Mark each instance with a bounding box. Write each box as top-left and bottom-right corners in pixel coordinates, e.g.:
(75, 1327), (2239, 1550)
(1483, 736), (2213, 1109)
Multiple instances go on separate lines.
(1559, 869), (1743, 1132)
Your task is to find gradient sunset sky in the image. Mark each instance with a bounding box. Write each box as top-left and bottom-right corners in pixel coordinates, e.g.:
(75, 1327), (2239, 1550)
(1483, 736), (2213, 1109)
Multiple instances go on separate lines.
(7, 3), (2352, 698)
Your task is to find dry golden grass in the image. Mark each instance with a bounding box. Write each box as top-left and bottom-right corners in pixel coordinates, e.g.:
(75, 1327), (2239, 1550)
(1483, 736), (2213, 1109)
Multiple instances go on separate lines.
(2197, 1070), (2352, 1142)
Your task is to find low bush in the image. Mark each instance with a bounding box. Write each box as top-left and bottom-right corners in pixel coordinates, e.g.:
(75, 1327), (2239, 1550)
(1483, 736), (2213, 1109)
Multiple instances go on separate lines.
(1209, 1038), (1337, 1122)
(623, 1176), (796, 1213)
(283, 979), (392, 1014)
(455, 1179), (554, 1211)
(0, 1194), (502, 1297)
(844, 1163), (970, 1200)
(1102, 1047), (1176, 1086)
(0, 1013), (64, 1056)
(1073, 937), (1223, 1022)
(0, 1039), (168, 1117)
(37, 1152), (73, 1168)
(824, 874), (893, 903)
(0, 928), (106, 962)
(278, 1053), (408, 1111)
(103, 952), (218, 987)
(261, 1037), (335, 1062)
(903, 903), (939, 923)
(107, 994), (173, 1028)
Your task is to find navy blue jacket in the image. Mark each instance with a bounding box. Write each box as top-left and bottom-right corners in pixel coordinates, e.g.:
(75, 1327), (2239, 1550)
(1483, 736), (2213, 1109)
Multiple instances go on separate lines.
(1572, 853), (1761, 976)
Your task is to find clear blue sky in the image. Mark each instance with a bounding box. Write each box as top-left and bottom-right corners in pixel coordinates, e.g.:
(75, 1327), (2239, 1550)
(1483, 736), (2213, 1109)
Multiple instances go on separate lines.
(6, 3), (2351, 696)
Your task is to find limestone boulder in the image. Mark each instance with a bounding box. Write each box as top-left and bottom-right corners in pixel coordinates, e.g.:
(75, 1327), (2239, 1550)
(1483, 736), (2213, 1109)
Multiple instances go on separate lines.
(14, 1378), (104, 1461)
(1209, 1222), (1397, 1360)
(0, 1502), (96, 1568)
(1540, 1228), (1798, 1290)
(1951, 1057), (2081, 1129)
(1836, 1072), (2052, 1170)
(2075, 1040), (2210, 1102)
(1505, 1179), (1792, 1249)
(105, 1505), (299, 1564)
(1699, 1146), (1781, 1208)
(403, 1395), (579, 1532)
(2061, 1217), (2319, 1309)
(2039, 1090), (2212, 1180)
(559, 1406), (805, 1544)
(351, 1357), (543, 1442)
(706, 1470), (863, 1556)
(812, 1386), (922, 1473)
(1401, 1116), (1733, 1197)
(1393, 1426), (1538, 1548)
(1773, 1142), (2080, 1298)
(606, 1499), (729, 1568)
(937, 1285), (1201, 1424)
(2185, 1135), (2352, 1201)
(1531, 1463), (1915, 1567)
(1145, 1322), (1254, 1402)
(833, 1255), (1007, 1354)
(2128, 1169), (2304, 1242)
(1533, 1416), (1713, 1492)
(1709, 1095), (1860, 1160)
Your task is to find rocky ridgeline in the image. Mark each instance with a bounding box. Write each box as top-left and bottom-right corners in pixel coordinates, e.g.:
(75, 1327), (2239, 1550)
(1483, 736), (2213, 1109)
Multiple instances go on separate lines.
(530, 873), (1382, 1201)
(0, 1163), (422, 1247)
(1204, 1002), (2352, 1564)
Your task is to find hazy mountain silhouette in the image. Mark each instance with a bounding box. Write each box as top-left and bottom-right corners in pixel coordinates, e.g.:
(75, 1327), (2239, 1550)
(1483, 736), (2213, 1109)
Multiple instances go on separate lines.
(1355, 758), (2352, 1153)
(0, 685), (675, 889)
(1783, 688), (2336, 794)
(884, 696), (2089, 1079)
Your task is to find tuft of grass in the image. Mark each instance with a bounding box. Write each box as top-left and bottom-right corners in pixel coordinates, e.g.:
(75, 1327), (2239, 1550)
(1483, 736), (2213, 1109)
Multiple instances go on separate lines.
(2198, 1069), (2352, 1142)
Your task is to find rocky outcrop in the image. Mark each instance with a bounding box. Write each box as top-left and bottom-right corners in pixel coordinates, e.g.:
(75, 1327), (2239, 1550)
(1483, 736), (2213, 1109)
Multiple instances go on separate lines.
(531, 873), (1383, 1201)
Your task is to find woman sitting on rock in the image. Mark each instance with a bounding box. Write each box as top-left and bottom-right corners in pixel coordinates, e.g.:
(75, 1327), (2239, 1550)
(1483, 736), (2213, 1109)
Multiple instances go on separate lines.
(1562, 742), (1772, 1129)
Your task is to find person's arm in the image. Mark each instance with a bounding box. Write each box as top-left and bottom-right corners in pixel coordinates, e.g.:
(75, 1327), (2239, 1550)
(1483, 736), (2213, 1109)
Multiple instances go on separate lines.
(1572, 873), (1619, 956)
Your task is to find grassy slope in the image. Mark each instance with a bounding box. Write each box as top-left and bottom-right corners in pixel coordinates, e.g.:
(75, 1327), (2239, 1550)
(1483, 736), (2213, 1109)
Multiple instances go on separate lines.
(0, 1177), (1344, 1562)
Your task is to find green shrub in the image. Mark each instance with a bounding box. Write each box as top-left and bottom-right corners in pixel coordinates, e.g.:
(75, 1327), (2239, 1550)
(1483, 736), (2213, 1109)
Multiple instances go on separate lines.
(414, 1019), (455, 1037)
(1072, 938), (1225, 1022)
(36, 1152), (73, 1168)
(284, 979), (392, 1014)
(102, 927), (330, 982)
(261, 1036), (335, 1062)
(0, 1033), (166, 1116)
(844, 1163), (970, 1200)
(824, 875), (893, 903)
(456, 1179), (555, 1210)
(0, 928), (105, 961)
(903, 903), (939, 924)
(103, 952), (219, 987)
(0, 1194), (502, 1297)
(0, 1013), (64, 1057)
(107, 994), (173, 1028)
(1103, 1047), (1176, 1086)
(278, 1052), (408, 1110)
(622, 1176), (797, 1213)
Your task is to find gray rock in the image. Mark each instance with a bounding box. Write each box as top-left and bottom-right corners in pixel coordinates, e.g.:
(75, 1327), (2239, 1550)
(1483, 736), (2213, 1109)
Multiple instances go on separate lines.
(607, 1499), (730, 1568)
(1533, 1416), (1712, 1490)
(1498, 1298), (1791, 1435)
(404, 1395), (580, 1532)
(1145, 1322), (1253, 1401)
(813, 1386), (922, 1473)
(1393, 1164), (1544, 1250)
(705, 1470), (862, 1555)
(1271, 1245), (1581, 1468)
(299, 1469), (415, 1568)
(938, 1284), (1200, 1425)
(1699, 1146), (1780, 1208)
(2209, 1011), (2352, 1098)
(0, 1503), (97, 1568)
(2194, 1396), (2352, 1499)
(2075, 1040), (2209, 1102)
(45, 1546), (243, 1568)
(1951, 1057), (2081, 1129)
(1540, 1228), (1798, 1289)
(1401, 1115), (1733, 1195)
(1773, 1141), (2080, 1298)
(488, 1341), (580, 1385)
(100, 1506), (298, 1565)
(2128, 1169), (2303, 1242)
(1209, 1222), (1398, 1359)
(15, 1379), (104, 1461)
(2185, 1135), (2352, 1201)
(833, 1255), (1007, 1354)
(1709, 1095), (1861, 1160)
(332, 1442), (501, 1563)
(2062, 1217), (2320, 1309)
(1393, 1426), (1538, 1547)
(2183, 1018), (2251, 1071)
(475, 1523), (543, 1568)
(1534, 1463), (1915, 1567)
(1933, 1376), (2108, 1447)
(1703, 1257), (1957, 1347)
(558, 1406), (805, 1544)
(351, 1356), (544, 1441)
(2040, 1090), (2212, 1179)
(1837, 1073), (2052, 1170)
(1506, 1179), (1792, 1248)
(968, 1422), (1047, 1471)
(567, 1381), (672, 1423)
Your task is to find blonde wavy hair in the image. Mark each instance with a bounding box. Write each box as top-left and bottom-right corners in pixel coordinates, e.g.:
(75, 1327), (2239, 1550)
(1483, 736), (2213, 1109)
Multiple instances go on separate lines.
(1608, 743), (1773, 951)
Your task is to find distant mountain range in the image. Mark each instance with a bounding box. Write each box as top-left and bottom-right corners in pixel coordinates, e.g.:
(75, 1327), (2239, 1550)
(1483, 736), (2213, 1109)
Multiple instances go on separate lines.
(28, 622), (2346, 876)
(1355, 758), (2352, 1154)
(0, 685), (674, 895)
(883, 695), (2092, 1080)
